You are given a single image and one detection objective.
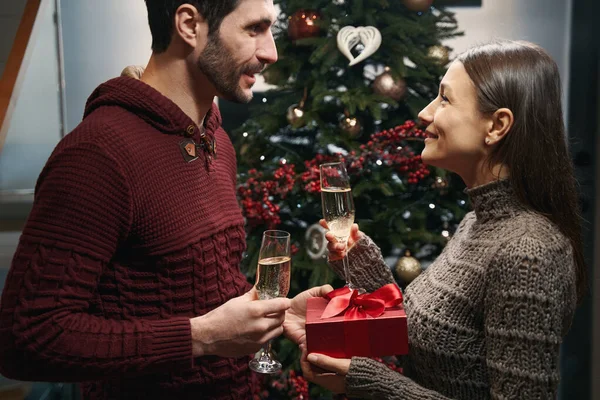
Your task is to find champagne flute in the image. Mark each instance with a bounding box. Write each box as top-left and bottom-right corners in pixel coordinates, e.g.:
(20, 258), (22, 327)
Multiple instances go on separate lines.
(320, 162), (362, 292)
(249, 230), (292, 374)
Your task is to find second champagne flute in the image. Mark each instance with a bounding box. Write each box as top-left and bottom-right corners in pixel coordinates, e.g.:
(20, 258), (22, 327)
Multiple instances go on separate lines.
(319, 162), (361, 291)
(249, 230), (291, 374)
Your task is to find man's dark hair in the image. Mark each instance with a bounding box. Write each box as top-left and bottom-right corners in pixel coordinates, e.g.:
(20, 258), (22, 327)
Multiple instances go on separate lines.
(144, 0), (241, 53)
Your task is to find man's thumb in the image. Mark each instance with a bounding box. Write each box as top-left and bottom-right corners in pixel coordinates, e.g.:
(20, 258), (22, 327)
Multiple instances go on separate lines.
(245, 286), (259, 300)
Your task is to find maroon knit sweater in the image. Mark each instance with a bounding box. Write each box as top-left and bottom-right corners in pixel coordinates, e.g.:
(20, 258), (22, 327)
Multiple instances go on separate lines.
(0, 77), (255, 399)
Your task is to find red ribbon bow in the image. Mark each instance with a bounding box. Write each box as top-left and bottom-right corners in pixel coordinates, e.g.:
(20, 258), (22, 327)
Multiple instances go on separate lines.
(321, 283), (403, 320)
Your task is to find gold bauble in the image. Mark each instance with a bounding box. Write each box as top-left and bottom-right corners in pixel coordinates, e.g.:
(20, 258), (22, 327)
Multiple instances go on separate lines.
(339, 116), (362, 137)
(286, 104), (306, 128)
(428, 45), (450, 65)
(402, 0), (434, 12)
(431, 176), (449, 190)
(395, 251), (422, 284)
(373, 67), (407, 101)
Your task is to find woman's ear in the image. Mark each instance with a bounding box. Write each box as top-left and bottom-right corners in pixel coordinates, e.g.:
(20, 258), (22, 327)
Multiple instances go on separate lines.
(485, 108), (514, 145)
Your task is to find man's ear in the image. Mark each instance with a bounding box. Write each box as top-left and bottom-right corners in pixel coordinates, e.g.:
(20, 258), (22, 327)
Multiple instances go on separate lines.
(172, 4), (207, 49)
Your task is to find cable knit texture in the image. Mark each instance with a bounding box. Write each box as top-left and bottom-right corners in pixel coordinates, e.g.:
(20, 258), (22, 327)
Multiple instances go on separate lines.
(329, 236), (396, 293)
(341, 179), (577, 399)
(0, 77), (254, 400)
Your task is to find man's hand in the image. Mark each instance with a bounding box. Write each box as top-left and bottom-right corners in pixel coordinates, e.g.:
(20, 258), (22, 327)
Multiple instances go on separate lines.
(320, 219), (363, 261)
(190, 287), (291, 358)
(283, 284), (333, 346)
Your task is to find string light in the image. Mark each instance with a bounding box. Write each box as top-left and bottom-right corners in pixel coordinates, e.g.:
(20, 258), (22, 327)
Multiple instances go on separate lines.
(429, 203), (436, 209)
(243, 132), (249, 137)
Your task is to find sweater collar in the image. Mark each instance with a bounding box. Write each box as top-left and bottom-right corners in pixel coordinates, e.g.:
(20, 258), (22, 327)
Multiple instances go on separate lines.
(465, 179), (526, 221)
(83, 76), (222, 141)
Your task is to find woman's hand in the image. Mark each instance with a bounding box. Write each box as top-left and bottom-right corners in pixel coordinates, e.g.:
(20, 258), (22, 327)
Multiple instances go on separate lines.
(300, 345), (350, 394)
(319, 219), (363, 261)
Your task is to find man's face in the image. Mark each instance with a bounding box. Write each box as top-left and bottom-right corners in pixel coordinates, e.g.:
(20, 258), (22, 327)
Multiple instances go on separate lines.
(197, 0), (278, 103)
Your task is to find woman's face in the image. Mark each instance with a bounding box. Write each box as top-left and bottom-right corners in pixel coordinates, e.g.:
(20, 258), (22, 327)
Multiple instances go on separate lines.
(418, 61), (491, 175)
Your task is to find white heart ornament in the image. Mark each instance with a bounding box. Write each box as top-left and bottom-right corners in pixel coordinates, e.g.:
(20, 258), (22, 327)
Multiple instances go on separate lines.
(336, 26), (382, 66)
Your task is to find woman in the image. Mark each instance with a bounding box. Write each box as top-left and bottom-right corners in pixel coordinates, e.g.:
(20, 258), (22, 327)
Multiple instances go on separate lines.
(301, 40), (585, 399)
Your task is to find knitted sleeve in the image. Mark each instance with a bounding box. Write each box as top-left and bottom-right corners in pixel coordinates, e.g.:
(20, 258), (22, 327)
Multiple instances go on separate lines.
(483, 233), (576, 398)
(328, 235), (396, 293)
(346, 357), (450, 399)
(0, 143), (193, 382)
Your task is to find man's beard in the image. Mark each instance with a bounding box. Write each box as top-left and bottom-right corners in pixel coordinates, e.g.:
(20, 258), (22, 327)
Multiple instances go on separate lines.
(197, 34), (264, 104)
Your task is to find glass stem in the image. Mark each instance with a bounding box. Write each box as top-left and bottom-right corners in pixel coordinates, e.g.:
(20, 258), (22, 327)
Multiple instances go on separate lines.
(342, 248), (355, 290)
(265, 339), (273, 356)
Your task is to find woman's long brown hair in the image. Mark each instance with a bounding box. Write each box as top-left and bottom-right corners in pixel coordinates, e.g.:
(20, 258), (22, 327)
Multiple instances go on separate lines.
(457, 41), (586, 303)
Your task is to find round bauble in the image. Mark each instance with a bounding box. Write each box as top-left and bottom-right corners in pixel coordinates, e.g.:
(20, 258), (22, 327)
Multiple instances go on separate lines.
(287, 104), (306, 128)
(395, 251), (422, 284)
(288, 10), (322, 41)
(402, 0), (434, 12)
(427, 45), (450, 65)
(431, 176), (449, 190)
(339, 115), (362, 137)
(373, 68), (407, 101)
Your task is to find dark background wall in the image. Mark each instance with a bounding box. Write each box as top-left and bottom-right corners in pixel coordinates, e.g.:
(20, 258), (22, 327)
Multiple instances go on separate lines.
(561, 0), (599, 398)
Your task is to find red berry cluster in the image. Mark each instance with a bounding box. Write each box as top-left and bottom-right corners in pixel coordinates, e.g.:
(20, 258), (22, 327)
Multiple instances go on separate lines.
(356, 121), (430, 183)
(301, 154), (340, 193)
(291, 244), (300, 255)
(237, 162), (296, 229)
(288, 370), (309, 399)
(238, 120), (433, 229)
(265, 370), (309, 399)
(252, 374), (270, 400)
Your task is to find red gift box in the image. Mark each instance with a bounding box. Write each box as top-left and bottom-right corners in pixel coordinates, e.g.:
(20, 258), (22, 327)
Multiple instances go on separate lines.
(305, 284), (408, 358)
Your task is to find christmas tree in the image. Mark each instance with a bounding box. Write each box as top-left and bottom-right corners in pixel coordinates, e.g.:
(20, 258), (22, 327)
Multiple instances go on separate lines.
(233, 1), (467, 398)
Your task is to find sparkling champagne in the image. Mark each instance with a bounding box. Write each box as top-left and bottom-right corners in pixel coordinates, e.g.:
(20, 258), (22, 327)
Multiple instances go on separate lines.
(256, 256), (291, 299)
(321, 187), (355, 241)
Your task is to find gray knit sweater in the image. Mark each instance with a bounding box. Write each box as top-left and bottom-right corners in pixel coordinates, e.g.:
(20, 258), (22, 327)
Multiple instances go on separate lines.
(330, 179), (577, 399)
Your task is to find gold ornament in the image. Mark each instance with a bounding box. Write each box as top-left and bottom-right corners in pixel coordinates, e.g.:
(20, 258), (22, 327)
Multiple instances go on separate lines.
(431, 176), (449, 193)
(402, 0), (434, 12)
(395, 250), (422, 284)
(373, 67), (407, 101)
(286, 104), (306, 128)
(339, 115), (362, 137)
(427, 45), (450, 65)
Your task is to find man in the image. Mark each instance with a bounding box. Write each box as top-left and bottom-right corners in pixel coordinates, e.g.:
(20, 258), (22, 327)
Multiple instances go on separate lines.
(0, 1), (330, 398)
